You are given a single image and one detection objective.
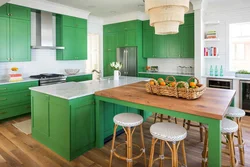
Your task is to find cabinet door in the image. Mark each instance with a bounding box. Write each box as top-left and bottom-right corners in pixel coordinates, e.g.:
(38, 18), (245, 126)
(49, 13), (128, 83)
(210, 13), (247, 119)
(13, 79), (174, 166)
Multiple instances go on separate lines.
(180, 25), (194, 58)
(166, 33), (180, 58)
(75, 28), (87, 60)
(0, 4), (9, 17)
(9, 4), (30, 21)
(153, 34), (166, 58)
(0, 17), (9, 62)
(10, 18), (31, 62)
(103, 103), (115, 138)
(62, 26), (76, 60)
(104, 33), (117, 52)
(143, 29), (154, 58)
(124, 20), (137, 30)
(103, 51), (116, 77)
(125, 30), (136, 46)
(117, 31), (125, 47)
(75, 17), (87, 29)
(62, 15), (75, 27)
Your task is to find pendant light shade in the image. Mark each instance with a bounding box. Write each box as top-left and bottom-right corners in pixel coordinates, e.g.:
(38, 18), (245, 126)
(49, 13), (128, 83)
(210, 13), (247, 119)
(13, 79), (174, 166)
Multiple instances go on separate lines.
(145, 0), (190, 35)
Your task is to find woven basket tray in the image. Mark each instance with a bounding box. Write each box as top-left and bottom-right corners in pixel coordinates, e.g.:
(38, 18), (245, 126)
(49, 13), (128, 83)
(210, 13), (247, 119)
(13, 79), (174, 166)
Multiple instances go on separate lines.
(145, 76), (206, 100)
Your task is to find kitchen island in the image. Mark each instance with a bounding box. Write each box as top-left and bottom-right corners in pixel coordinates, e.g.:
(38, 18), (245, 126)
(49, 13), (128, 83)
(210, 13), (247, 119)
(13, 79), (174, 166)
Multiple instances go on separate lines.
(95, 81), (236, 167)
(29, 77), (151, 161)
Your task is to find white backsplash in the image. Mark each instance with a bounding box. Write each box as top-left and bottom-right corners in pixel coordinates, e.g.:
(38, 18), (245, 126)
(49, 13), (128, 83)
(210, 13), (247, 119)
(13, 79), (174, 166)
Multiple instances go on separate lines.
(0, 12), (87, 80)
(147, 58), (195, 72)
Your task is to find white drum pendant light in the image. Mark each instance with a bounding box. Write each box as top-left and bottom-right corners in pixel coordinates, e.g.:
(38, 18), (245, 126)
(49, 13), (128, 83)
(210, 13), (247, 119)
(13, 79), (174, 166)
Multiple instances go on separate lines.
(145, 0), (190, 35)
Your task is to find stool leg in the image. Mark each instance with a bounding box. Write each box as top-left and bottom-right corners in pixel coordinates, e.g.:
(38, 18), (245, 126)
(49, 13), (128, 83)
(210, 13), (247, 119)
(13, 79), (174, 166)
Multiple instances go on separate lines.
(227, 133), (236, 167)
(175, 117), (178, 124)
(202, 128), (208, 167)
(154, 113), (158, 123)
(160, 114), (163, 122)
(187, 120), (191, 130)
(159, 140), (165, 167)
(199, 123), (203, 142)
(127, 127), (133, 167)
(172, 142), (178, 167)
(236, 118), (245, 165)
(181, 140), (187, 166)
(168, 116), (171, 123)
(140, 124), (147, 167)
(183, 119), (186, 128)
(149, 137), (157, 167)
(109, 124), (118, 167)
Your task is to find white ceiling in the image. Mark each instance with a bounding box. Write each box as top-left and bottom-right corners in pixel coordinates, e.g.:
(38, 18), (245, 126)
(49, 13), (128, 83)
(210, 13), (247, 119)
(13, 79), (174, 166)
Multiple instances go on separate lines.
(47, 0), (145, 17)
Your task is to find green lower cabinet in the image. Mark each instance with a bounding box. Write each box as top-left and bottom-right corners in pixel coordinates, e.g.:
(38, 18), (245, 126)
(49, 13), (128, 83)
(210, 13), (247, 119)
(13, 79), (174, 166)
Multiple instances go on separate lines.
(31, 92), (96, 161)
(66, 74), (92, 82)
(0, 103), (31, 120)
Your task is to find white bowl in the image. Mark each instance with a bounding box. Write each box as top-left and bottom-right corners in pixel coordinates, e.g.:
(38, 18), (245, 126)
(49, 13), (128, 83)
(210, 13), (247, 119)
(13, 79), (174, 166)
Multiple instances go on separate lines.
(65, 69), (80, 75)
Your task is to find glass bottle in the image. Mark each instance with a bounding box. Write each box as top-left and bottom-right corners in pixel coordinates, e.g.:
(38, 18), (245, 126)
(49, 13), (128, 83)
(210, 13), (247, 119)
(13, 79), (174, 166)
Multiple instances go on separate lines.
(209, 65), (213, 76)
(220, 65), (224, 76)
(215, 65), (218, 76)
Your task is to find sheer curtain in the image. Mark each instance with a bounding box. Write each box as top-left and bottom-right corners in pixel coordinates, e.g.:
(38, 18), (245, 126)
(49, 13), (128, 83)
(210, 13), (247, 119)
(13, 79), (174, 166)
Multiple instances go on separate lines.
(87, 33), (100, 79)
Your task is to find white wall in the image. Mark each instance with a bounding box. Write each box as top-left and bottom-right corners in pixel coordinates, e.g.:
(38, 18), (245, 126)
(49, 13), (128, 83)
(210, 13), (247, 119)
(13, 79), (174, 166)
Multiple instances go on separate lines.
(0, 12), (104, 80)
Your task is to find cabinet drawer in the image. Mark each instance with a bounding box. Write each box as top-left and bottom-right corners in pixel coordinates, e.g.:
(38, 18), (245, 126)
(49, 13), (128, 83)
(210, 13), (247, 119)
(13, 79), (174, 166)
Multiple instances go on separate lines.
(0, 91), (31, 107)
(66, 75), (92, 82)
(0, 103), (31, 120)
(0, 81), (38, 94)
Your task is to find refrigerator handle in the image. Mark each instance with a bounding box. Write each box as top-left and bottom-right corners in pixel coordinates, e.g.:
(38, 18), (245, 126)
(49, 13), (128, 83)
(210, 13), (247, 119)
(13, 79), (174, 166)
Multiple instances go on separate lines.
(126, 49), (128, 75)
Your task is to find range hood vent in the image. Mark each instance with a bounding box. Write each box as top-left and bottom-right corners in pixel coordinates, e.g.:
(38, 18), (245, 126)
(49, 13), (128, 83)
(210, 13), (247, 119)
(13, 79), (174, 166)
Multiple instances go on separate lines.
(31, 11), (64, 50)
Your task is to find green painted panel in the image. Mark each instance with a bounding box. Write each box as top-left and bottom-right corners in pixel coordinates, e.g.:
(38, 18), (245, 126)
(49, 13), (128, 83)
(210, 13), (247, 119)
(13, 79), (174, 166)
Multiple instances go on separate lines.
(0, 4), (9, 17)
(142, 20), (153, 30)
(180, 25), (194, 58)
(103, 24), (117, 33)
(166, 33), (180, 58)
(104, 103), (115, 138)
(153, 34), (166, 58)
(75, 17), (87, 29)
(61, 26), (76, 60)
(62, 15), (75, 27)
(9, 4), (30, 21)
(103, 51), (116, 77)
(75, 28), (87, 60)
(124, 20), (137, 30)
(0, 81), (38, 94)
(143, 29), (154, 58)
(0, 17), (9, 62)
(125, 30), (136, 46)
(104, 32), (117, 52)
(117, 31), (125, 47)
(66, 74), (92, 82)
(0, 103), (31, 120)
(10, 18), (31, 61)
(0, 90), (31, 107)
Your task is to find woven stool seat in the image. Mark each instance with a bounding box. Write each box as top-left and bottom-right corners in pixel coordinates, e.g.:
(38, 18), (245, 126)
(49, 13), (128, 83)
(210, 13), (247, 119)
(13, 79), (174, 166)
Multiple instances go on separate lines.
(226, 107), (245, 118)
(113, 113), (143, 127)
(150, 122), (187, 142)
(221, 118), (238, 134)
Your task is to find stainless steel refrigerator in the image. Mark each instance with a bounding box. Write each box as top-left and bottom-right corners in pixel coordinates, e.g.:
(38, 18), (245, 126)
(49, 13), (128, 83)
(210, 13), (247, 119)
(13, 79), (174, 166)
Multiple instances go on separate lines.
(116, 47), (137, 76)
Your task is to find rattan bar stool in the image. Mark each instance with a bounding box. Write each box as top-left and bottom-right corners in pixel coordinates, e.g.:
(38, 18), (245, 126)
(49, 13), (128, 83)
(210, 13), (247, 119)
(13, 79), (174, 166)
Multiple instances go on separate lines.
(183, 119), (203, 142)
(109, 113), (147, 167)
(154, 113), (178, 124)
(148, 122), (187, 167)
(202, 118), (238, 167)
(225, 107), (245, 165)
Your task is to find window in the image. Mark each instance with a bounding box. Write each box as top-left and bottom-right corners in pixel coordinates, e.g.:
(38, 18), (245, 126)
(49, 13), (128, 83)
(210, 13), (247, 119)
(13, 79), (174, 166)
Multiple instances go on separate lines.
(87, 33), (100, 76)
(229, 22), (250, 71)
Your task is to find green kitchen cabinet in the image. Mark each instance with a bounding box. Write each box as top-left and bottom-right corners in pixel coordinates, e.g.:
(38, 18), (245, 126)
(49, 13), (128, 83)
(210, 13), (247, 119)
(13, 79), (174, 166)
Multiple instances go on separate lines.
(180, 25), (194, 58)
(143, 29), (154, 58)
(0, 17), (9, 61)
(103, 51), (116, 76)
(10, 18), (31, 61)
(56, 15), (87, 60)
(125, 30), (137, 46)
(0, 80), (39, 120)
(104, 32), (117, 52)
(153, 34), (166, 58)
(0, 4), (9, 17)
(166, 33), (181, 58)
(9, 4), (30, 21)
(66, 74), (92, 82)
(103, 103), (115, 138)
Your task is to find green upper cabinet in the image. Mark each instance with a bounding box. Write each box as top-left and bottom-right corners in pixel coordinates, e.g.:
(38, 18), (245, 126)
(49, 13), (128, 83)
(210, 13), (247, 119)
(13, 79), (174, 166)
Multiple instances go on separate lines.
(104, 32), (117, 52)
(10, 18), (31, 61)
(125, 30), (137, 46)
(0, 17), (9, 61)
(0, 4), (9, 17)
(0, 4), (31, 62)
(142, 13), (194, 59)
(9, 4), (30, 21)
(56, 15), (87, 60)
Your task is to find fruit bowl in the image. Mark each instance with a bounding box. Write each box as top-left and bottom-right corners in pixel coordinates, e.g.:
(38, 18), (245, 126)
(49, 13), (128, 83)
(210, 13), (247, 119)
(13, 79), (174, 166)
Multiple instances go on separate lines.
(65, 69), (80, 75)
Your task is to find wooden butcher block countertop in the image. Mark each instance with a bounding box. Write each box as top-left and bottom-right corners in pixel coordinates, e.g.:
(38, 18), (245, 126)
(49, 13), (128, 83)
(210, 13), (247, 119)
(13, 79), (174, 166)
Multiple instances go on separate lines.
(95, 81), (236, 120)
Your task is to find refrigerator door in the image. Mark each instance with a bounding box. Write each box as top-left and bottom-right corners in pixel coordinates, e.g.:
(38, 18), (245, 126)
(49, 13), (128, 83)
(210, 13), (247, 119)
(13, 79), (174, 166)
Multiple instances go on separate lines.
(116, 47), (137, 77)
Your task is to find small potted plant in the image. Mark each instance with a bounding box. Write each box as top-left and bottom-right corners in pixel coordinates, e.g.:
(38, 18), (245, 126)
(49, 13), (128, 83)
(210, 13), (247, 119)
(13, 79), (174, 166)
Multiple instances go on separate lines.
(110, 62), (122, 80)
(235, 70), (250, 78)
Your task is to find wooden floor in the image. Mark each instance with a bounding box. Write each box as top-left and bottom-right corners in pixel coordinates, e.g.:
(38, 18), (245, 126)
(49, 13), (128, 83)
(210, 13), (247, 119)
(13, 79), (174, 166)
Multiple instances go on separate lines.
(0, 114), (250, 167)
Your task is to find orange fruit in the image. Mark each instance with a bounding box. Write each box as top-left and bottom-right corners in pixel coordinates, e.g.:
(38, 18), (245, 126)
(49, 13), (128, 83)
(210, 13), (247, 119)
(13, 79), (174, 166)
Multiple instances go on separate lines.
(158, 78), (164, 82)
(160, 82), (166, 86)
(190, 82), (196, 88)
(149, 81), (155, 85)
(170, 82), (176, 87)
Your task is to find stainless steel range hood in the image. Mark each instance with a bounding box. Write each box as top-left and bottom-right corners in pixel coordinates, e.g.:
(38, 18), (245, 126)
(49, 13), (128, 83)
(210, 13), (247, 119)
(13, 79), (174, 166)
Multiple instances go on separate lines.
(31, 11), (64, 50)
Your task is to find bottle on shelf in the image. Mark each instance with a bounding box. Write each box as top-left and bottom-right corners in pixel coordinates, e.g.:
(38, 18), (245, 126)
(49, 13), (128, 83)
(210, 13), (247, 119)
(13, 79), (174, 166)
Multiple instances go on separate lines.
(215, 65), (218, 76)
(220, 65), (224, 76)
(209, 65), (213, 76)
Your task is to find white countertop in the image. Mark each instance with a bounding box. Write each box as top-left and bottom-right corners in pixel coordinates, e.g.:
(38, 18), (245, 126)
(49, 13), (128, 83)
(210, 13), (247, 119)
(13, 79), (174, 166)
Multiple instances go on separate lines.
(29, 76), (150, 100)
(139, 71), (194, 77)
(65, 72), (92, 77)
(202, 75), (250, 81)
(0, 78), (39, 85)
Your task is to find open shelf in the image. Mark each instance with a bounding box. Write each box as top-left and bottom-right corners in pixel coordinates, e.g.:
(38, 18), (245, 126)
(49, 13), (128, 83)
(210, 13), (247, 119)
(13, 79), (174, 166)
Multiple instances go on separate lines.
(204, 56), (220, 59)
(204, 21), (220, 25)
(204, 38), (220, 42)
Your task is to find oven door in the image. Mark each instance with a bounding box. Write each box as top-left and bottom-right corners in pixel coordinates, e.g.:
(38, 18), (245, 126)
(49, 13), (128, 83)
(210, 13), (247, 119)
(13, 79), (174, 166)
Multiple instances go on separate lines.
(240, 80), (250, 110)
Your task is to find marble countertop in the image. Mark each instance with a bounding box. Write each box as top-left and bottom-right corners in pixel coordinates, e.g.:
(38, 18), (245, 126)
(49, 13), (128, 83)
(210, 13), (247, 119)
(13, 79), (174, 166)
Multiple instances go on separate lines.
(202, 75), (250, 81)
(139, 71), (194, 77)
(65, 72), (92, 77)
(29, 76), (150, 100)
(0, 78), (39, 85)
